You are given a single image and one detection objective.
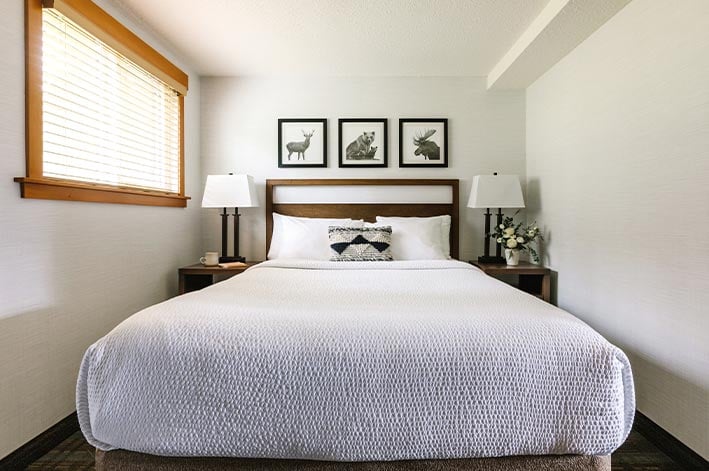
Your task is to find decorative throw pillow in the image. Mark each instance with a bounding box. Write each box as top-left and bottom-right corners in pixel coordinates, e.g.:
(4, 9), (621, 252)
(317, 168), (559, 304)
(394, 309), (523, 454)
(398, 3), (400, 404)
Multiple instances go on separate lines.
(329, 226), (393, 261)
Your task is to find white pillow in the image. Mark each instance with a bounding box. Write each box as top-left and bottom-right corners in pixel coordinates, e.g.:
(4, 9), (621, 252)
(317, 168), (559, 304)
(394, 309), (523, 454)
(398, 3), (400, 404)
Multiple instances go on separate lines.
(374, 215), (451, 260)
(269, 213), (363, 260)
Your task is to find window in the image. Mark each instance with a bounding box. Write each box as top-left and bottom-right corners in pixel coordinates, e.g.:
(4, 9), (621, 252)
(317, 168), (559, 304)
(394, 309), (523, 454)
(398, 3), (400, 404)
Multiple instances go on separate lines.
(16, 0), (189, 207)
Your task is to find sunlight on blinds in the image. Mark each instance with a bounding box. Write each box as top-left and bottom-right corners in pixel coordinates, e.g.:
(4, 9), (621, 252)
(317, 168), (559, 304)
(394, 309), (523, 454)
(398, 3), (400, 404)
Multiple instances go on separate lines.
(42, 8), (180, 193)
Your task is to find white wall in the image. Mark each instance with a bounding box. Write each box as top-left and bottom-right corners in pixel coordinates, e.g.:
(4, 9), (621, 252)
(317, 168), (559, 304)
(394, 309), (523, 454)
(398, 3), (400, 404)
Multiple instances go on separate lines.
(526, 0), (709, 459)
(200, 76), (526, 261)
(0, 0), (202, 459)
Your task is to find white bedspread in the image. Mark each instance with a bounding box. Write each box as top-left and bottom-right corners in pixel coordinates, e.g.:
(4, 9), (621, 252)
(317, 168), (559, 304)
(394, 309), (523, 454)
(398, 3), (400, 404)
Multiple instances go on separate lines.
(77, 260), (634, 460)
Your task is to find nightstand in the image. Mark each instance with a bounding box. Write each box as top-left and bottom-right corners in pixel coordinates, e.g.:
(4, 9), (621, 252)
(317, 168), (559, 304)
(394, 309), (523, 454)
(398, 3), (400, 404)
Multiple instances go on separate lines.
(471, 261), (551, 303)
(178, 262), (261, 295)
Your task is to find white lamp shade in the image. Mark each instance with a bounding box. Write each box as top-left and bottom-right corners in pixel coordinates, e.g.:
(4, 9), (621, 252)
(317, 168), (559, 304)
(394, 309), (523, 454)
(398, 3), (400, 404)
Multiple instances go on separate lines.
(468, 174), (525, 209)
(201, 174), (258, 208)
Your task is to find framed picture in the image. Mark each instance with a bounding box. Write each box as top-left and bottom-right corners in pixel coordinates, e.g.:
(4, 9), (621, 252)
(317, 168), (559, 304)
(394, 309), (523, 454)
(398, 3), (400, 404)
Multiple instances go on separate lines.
(399, 118), (448, 168)
(278, 119), (327, 168)
(338, 118), (388, 168)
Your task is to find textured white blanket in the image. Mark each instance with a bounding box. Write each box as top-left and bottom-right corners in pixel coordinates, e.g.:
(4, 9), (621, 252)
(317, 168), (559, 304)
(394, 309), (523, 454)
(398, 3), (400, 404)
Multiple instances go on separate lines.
(77, 260), (634, 460)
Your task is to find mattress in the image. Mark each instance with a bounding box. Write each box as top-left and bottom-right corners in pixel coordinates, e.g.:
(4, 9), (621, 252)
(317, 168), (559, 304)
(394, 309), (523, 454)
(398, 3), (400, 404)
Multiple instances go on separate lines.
(77, 260), (634, 460)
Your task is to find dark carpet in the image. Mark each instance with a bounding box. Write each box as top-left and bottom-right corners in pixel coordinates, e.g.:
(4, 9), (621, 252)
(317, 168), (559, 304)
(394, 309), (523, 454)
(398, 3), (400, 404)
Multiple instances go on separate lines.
(25, 428), (689, 471)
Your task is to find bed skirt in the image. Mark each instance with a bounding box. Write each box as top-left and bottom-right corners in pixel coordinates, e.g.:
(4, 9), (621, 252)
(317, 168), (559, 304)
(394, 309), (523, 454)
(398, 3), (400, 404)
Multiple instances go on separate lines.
(95, 450), (610, 471)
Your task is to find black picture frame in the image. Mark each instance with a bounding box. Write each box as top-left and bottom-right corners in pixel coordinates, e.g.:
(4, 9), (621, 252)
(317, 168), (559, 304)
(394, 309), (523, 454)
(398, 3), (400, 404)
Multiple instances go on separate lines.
(338, 118), (388, 168)
(278, 118), (328, 168)
(398, 118), (448, 168)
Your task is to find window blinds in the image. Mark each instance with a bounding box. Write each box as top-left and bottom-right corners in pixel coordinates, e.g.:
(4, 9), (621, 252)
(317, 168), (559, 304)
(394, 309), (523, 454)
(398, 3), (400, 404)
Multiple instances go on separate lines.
(42, 8), (181, 193)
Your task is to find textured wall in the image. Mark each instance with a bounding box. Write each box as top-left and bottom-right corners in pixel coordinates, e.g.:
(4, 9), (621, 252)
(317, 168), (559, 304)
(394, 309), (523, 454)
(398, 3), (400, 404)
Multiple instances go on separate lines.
(0, 0), (202, 459)
(200, 76), (526, 262)
(526, 0), (709, 459)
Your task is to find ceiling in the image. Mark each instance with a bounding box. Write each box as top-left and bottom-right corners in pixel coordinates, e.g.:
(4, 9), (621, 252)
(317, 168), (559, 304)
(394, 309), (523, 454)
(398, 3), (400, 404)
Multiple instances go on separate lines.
(113, 0), (550, 77)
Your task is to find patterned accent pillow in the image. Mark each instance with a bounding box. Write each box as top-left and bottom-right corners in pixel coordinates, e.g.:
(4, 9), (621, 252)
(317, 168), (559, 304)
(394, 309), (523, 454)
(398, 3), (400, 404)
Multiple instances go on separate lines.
(329, 226), (393, 262)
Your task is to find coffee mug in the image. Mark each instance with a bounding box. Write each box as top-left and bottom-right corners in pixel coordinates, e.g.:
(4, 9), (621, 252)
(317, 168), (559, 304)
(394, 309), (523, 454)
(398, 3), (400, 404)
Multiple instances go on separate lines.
(200, 252), (219, 266)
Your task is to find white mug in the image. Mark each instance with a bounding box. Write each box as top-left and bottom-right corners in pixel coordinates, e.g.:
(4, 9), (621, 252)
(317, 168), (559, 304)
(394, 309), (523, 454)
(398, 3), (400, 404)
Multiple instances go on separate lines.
(200, 252), (219, 266)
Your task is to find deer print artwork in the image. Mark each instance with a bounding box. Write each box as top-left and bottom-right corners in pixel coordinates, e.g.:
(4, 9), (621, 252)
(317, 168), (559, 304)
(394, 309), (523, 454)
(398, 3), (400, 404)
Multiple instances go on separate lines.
(286, 130), (315, 161)
(278, 119), (327, 168)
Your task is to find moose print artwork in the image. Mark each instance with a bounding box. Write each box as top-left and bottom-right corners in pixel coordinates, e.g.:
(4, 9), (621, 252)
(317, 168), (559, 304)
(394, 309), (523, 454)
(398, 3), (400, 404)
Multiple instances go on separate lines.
(413, 129), (440, 160)
(399, 118), (448, 168)
(338, 119), (388, 168)
(278, 119), (327, 168)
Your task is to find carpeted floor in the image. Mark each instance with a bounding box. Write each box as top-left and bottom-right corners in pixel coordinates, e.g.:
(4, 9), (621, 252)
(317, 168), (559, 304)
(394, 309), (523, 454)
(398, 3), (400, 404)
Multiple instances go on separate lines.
(26, 432), (94, 471)
(25, 428), (688, 471)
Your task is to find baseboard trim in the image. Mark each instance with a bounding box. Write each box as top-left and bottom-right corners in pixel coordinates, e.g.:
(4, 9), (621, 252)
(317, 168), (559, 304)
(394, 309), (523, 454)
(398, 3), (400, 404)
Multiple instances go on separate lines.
(0, 412), (79, 470)
(634, 411), (708, 470)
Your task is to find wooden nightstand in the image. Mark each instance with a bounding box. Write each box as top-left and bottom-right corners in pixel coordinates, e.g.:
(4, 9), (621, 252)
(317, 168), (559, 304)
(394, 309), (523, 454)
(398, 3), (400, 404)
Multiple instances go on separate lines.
(471, 261), (551, 303)
(178, 262), (261, 295)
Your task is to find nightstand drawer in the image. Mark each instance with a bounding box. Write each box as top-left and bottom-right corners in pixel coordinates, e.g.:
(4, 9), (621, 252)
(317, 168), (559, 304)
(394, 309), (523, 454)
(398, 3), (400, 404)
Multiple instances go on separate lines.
(470, 261), (552, 303)
(178, 261), (261, 295)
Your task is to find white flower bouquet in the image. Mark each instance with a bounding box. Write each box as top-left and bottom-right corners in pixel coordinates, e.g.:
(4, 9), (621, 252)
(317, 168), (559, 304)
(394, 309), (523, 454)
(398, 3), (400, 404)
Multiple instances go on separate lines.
(491, 214), (543, 263)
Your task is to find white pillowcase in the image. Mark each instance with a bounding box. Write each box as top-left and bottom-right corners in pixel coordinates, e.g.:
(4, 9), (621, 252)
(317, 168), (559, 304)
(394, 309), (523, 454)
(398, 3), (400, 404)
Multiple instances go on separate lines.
(374, 215), (451, 260)
(269, 213), (364, 260)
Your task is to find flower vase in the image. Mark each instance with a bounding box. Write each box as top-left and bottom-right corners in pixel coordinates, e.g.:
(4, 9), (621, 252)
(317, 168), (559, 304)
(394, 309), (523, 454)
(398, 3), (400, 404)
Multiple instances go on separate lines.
(505, 248), (520, 266)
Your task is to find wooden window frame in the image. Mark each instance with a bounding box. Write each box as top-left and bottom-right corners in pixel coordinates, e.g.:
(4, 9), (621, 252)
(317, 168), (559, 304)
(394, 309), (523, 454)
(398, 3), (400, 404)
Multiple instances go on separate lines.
(15, 0), (190, 207)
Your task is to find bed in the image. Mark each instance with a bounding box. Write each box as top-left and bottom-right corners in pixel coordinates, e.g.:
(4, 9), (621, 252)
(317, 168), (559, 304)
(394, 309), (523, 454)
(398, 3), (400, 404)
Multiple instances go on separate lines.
(78, 179), (634, 470)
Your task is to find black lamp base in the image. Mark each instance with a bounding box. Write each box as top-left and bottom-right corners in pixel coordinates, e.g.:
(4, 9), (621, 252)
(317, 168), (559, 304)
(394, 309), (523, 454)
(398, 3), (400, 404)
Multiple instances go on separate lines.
(219, 255), (246, 263)
(477, 255), (506, 264)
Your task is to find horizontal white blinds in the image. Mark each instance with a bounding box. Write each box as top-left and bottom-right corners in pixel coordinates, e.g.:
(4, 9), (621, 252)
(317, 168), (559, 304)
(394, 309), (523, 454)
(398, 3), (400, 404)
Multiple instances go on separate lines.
(42, 8), (180, 193)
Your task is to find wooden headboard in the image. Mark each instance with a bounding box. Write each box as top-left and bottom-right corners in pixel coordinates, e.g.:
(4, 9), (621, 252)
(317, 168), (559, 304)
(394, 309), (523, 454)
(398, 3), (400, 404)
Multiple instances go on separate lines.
(266, 179), (459, 259)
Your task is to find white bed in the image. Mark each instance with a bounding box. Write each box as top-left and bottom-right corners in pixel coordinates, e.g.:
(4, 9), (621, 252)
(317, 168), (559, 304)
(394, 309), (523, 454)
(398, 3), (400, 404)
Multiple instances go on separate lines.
(77, 259), (634, 460)
(79, 179), (634, 470)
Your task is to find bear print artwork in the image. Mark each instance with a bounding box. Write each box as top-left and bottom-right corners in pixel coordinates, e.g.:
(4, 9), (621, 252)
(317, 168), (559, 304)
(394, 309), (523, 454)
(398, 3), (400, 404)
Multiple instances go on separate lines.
(346, 132), (377, 160)
(338, 119), (388, 168)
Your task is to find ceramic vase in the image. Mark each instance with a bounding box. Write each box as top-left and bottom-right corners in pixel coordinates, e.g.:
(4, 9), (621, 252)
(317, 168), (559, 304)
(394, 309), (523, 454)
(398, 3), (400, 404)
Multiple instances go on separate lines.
(505, 248), (520, 266)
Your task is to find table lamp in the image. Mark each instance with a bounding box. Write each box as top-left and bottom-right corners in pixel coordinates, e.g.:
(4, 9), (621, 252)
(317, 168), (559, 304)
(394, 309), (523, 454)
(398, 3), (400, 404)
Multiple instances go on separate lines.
(468, 173), (525, 263)
(201, 174), (258, 263)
